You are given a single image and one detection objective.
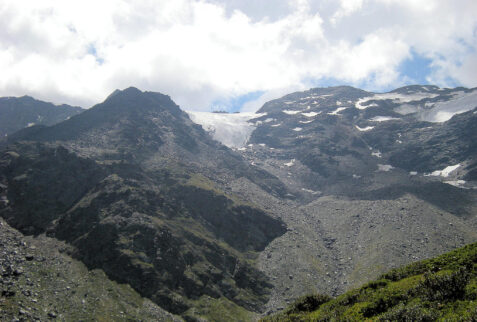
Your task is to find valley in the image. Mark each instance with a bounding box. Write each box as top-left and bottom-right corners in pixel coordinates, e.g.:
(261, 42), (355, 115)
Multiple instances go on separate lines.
(1, 85), (477, 320)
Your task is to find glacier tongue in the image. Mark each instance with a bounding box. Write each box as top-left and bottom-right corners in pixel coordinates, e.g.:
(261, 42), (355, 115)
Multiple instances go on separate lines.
(186, 111), (265, 148)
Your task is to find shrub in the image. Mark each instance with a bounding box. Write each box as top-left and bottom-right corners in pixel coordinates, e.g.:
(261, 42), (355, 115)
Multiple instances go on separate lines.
(378, 303), (438, 322)
(416, 267), (470, 302)
(286, 294), (332, 314)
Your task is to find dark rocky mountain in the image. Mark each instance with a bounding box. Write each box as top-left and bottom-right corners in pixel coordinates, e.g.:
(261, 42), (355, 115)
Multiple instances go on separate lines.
(0, 96), (83, 138)
(1, 84), (477, 320)
(0, 87), (288, 319)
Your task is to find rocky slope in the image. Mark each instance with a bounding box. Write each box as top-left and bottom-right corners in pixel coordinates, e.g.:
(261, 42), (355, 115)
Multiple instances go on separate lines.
(264, 241), (477, 321)
(0, 96), (83, 138)
(190, 85), (477, 315)
(0, 88), (288, 319)
(0, 217), (181, 321)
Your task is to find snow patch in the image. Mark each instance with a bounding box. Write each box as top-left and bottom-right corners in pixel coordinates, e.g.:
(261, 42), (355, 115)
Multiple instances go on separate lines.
(418, 90), (477, 122)
(292, 127), (303, 132)
(444, 180), (466, 188)
(410, 171), (418, 176)
(271, 123), (282, 127)
(284, 159), (295, 167)
(27, 122), (35, 127)
(283, 110), (302, 115)
(370, 116), (400, 122)
(371, 151), (382, 158)
(355, 125), (375, 132)
(426, 164), (460, 178)
(377, 164), (394, 172)
(355, 92), (439, 109)
(328, 107), (348, 115)
(352, 174), (361, 179)
(299, 120), (313, 124)
(301, 188), (321, 195)
(302, 111), (320, 117)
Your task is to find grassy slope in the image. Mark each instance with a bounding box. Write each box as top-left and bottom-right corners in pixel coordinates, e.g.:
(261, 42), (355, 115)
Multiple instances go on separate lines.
(263, 242), (477, 321)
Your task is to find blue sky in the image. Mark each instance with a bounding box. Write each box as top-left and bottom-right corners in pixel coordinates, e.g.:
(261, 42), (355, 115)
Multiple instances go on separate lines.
(0, 0), (476, 111)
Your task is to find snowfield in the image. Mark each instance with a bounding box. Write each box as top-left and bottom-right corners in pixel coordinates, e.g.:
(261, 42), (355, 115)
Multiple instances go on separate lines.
(418, 90), (477, 122)
(355, 92), (439, 109)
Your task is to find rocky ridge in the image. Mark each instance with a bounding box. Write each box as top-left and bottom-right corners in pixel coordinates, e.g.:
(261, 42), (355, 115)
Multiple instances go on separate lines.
(0, 96), (83, 138)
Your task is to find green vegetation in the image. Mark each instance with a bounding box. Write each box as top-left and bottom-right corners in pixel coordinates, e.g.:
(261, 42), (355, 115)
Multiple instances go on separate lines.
(263, 242), (477, 321)
(184, 296), (258, 321)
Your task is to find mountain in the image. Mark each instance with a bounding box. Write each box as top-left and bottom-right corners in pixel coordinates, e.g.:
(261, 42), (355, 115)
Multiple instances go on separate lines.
(1, 84), (477, 319)
(0, 87), (288, 319)
(189, 85), (477, 314)
(264, 241), (477, 321)
(0, 96), (83, 138)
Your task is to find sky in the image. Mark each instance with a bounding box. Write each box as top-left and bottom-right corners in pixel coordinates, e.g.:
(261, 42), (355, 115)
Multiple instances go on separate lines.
(0, 0), (476, 112)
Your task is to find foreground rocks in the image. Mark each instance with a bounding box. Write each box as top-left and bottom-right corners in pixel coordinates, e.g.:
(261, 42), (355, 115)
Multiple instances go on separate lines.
(0, 217), (181, 321)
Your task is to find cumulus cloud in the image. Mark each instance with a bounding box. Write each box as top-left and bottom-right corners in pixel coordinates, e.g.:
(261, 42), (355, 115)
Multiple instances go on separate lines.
(0, 0), (475, 111)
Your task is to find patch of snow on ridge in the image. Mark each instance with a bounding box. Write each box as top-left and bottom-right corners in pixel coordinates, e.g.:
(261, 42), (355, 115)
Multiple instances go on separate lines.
(283, 110), (302, 115)
(444, 180), (466, 188)
(371, 151), (382, 158)
(302, 111), (321, 117)
(187, 111), (265, 148)
(284, 159), (295, 167)
(377, 164), (394, 172)
(355, 92), (439, 109)
(418, 90), (477, 122)
(299, 120), (313, 124)
(328, 107), (348, 115)
(355, 125), (375, 132)
(292, 127), (303, 132)
(301, 188), (320, 195)
(426, 164), (460, 178)
(370, 116), (400, 122)
(27, 122), (35, 127)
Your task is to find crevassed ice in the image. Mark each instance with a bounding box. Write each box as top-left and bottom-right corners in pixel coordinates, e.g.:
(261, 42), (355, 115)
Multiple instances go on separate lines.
(187, 111), (266, 148)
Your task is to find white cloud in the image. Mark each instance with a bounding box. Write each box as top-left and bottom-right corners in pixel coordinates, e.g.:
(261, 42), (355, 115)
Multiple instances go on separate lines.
(0, 0), (475, 111)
